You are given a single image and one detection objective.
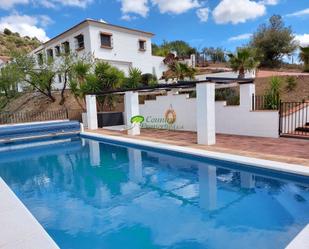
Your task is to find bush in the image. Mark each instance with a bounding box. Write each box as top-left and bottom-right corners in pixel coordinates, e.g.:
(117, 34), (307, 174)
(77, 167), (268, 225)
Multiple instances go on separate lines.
(285, 76), (297, 92)
(264, 76), (281, 109)
(3, 28), (12, 36)
(141, 73), (157, 86)
(215, 88), (239, 105)
(124, 67), (142, 89)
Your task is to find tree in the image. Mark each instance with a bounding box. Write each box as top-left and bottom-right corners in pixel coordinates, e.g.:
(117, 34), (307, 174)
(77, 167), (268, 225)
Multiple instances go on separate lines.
(250, 15), (297, 67)
(125, 67), (142, 89)
(203, 47), (226, 63)
(152, 40), (196, 58)
(299, 46), (309, 72)
(57, 52), (93, 105)
(228, 47), (259, 78)
(70, 61), (125, 111)
(152, 43), (170, 57)
(3, 28), (12, 36)
(69, 59), (92, 110)
(0, 62), (22, 108)
(14, 55), (56, 102)
(166, 61), (196, 81)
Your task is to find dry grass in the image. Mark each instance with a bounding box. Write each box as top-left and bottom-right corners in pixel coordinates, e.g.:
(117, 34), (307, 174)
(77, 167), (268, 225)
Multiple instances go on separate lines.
(255, 75), (309, 102)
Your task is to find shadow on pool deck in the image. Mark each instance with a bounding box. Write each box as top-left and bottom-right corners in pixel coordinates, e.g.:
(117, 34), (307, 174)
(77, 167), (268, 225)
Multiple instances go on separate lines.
(86, 129), (309, 166)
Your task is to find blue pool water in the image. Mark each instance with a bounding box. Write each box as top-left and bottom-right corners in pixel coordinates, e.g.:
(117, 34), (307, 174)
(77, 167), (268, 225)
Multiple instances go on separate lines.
(0, 136), (308, 249)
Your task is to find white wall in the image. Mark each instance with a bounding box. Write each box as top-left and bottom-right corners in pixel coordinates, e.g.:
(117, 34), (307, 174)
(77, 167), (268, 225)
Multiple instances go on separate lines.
(32, 24), (92, 90)
(88, 23), (166, 77)
(215, 102), (279, 138)
(139, 85), (279, 138)
(29, 21), (167, 90)
(139, 92), (196, 131)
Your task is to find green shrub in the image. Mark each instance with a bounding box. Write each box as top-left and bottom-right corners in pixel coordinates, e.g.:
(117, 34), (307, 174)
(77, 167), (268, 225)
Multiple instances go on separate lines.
(3, 28), (12, 36)
(125, 67), (142, 89)
(285, 76), (297, 92)
(264, 76), (281, 109)
(141, 73), (158, 86)
(215, 88), (239, 105)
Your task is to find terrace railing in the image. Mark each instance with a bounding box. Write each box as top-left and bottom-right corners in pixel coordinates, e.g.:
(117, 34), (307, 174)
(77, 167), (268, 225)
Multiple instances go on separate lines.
(0, 109), (83, 125)
(279, 101), (309, 138)
(252, 94), (280, 111)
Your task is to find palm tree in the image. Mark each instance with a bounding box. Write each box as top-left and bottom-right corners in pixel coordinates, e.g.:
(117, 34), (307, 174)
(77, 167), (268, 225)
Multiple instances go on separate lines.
(299, 46), (309, 72)
(168, 62), (196, 81)
(125, 67), (142, 89)
(228, 48), (259, 78)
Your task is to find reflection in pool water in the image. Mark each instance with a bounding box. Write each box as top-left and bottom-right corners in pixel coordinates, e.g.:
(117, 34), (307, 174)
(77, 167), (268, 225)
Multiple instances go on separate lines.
(0, 137), (308, 249)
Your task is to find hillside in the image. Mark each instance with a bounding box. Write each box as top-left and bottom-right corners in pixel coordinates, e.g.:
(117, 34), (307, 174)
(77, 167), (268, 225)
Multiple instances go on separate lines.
(0, 28), (41, 56)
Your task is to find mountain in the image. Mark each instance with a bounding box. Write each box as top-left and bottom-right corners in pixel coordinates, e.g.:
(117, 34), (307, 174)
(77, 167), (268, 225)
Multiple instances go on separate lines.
(0, 28), (41, 56)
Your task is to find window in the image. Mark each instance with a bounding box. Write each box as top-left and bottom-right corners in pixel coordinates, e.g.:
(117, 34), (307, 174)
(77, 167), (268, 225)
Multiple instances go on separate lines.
(55, 45), (61, 56)
(75, 34), (84, 50)
(62, 41), (70, 54)
(58, 74), (62, 83)
(47, 49), (53, 60)
(139, 39), (146, 51)
(37, 53), (43, 65)
(100, 32), (112, 48)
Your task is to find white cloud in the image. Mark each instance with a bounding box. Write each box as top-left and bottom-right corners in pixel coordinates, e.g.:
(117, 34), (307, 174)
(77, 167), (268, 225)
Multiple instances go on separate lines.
(213, 0), (266, 24)
(196, 8), (209, 22)
(228, 33), (252, 41)
(0, 0), (29, 10)
(38, 15), (53, 27)
(33, 0), (93, 9)
(294, 34), (309, 47)
(0, 14), (49, 42)
(121, 14), (137, 21)
(286, 8), (309, 17)
(119, 0), (149, 18)
(151, 0), (200, 14)
(60, 0), (93, 7)
(259, 0), (279, 5)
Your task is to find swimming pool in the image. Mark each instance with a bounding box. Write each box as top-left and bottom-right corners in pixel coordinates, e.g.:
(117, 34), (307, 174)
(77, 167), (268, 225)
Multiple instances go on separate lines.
(0, 135), (308, 249)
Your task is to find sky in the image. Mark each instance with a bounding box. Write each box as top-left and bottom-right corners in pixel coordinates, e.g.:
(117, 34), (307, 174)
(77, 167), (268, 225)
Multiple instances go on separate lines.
(0, 0), (308, 52)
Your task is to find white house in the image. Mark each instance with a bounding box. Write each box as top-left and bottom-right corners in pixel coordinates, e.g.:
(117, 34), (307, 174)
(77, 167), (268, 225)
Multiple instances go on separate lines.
(31, 19), (167, 89)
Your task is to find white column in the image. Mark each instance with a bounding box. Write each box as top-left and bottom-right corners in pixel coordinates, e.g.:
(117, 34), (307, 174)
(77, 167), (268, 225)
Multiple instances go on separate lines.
(196, 83), (216, 145)
(124, 91), (140, 135)
(239, 83), (255, 110)
(86, 95), (98, 130)
(199, 164), (217, 211)
(240, 172), (255, 189)
(89, 140), (101, 167)
(128, 148), (143, 183)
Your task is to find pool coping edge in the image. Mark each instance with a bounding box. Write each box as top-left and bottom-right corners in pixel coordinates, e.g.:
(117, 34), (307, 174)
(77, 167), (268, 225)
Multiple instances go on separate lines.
(0, 178), (59, 249)
(81, 131), (309, 177)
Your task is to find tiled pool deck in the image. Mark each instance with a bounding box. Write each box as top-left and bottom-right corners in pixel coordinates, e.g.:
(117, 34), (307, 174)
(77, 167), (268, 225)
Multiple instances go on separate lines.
(87, 129), (309, 166)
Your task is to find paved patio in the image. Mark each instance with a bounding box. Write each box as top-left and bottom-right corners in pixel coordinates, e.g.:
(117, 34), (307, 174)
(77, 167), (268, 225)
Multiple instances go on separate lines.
(87, 129), (309, 166)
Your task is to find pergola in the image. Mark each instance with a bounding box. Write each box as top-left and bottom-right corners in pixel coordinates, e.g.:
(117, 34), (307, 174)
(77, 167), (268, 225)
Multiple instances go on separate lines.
(85, 77), (255, 146)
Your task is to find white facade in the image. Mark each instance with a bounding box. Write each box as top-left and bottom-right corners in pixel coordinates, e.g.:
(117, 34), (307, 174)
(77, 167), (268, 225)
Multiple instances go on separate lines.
(139, 83), (279, 138)
(31, 19), (167, 90)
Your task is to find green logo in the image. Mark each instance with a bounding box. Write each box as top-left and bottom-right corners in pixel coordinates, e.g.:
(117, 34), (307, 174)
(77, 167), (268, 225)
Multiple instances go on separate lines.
(122, 115), (145, 132)
(131, 115), (145, 124)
